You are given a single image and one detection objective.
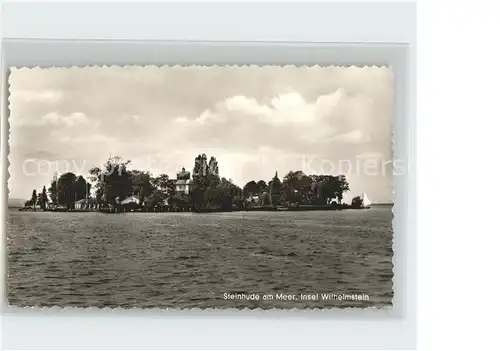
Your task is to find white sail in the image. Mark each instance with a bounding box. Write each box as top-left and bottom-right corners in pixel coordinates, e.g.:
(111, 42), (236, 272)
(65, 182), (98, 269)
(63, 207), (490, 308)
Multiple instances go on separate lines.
(362, 192), (371, 207)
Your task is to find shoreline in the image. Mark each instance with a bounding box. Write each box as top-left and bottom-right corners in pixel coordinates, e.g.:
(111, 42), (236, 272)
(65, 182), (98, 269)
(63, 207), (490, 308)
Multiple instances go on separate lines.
(12, 205), (385, 213)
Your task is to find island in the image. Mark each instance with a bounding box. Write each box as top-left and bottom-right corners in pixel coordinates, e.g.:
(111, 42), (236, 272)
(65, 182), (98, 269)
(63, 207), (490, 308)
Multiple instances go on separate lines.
(17, 154), (372, 213)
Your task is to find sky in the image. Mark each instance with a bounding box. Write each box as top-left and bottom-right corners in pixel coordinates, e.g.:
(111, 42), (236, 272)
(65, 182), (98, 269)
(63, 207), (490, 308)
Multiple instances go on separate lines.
(8, 65), (394, 203)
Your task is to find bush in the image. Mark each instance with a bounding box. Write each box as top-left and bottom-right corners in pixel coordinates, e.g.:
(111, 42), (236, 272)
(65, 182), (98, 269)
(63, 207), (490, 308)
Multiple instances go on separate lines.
(351, 196), (363, 209)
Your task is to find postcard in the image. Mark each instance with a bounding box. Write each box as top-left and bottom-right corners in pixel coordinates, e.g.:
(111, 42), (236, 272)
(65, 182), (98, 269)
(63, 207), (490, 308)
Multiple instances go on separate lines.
(7, 65), (394, 309)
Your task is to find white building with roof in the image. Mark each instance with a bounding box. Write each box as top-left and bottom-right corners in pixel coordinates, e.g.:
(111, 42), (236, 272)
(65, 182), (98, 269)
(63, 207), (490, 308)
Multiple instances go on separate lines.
(120, 195), (141, 205)
(175, 167), (192, 194)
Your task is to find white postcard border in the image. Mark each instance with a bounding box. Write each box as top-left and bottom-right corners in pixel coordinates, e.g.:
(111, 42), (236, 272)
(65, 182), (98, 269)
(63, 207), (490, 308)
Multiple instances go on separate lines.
(1, 2), (416, 350)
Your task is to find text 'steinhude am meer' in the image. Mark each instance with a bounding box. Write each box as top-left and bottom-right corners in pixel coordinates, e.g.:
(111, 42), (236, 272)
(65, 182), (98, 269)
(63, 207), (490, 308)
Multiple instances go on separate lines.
(7, 66), (395, 309)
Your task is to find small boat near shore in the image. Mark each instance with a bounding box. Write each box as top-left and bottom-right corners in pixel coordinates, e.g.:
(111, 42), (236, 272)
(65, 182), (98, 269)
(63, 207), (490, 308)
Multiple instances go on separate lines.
(362, 192), (371, 209)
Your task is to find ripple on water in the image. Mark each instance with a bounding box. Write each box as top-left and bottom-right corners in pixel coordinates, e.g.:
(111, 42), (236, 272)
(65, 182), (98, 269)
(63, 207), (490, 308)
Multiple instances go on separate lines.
(7, 208), (394, 309)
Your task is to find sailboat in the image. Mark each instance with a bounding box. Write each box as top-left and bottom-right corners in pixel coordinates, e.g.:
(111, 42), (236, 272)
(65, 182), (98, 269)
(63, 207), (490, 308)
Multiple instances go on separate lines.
(361, 192), (371, 209)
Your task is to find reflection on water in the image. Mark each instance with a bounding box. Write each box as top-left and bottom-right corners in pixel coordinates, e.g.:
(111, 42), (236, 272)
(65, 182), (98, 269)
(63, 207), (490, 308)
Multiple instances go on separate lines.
(7, 208), (393, 309)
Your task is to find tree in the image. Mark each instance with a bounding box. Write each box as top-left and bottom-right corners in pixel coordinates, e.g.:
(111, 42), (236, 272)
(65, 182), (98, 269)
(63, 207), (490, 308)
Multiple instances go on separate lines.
(259, 191), (270, 206)
(316, 175), (334, 203)
(281, 171), (313, 204)
(201, 177), (241, 210)
(308, 174), (350, 205)
(257, 180), (268, 192)
(193, 154), (209, 181)
(333, 174), (350, 204)
(131, 170), (153, 203)
(191, 154), (209, 209)
(48, 173), (58, 205)
(144, 189), (168, 210)
(74, 176), (89, 201)
(243, 180), (260, 197)
(57, 172), (77, 208)
(218, 178), (241, 209)
(25, 189), (38, 208)
(169, 193), (190, 211)
(39, 186), (49, 210)
(148, 174), (175, 210)
(94, 156), (133, 206)
(191, 154), (222, 209)
(351, 196), (363, 209)
(89, 166), (103, 204)
(280, 179), (299, 204)
(31, 189), (37, 207)
(203, 186), (222, 208)
(152, 174), (175, 194)
(208, 156), (220, 186)
(232, 195), (244, 210)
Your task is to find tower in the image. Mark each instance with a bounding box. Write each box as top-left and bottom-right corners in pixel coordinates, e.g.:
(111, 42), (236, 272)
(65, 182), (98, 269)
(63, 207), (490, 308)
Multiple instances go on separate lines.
(175, 167), (192, 194)
(269, 171), (281, 206)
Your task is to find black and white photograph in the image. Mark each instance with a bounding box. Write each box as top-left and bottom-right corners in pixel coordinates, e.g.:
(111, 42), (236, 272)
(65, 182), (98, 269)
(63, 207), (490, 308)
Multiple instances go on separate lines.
(7, 65), (395, 309)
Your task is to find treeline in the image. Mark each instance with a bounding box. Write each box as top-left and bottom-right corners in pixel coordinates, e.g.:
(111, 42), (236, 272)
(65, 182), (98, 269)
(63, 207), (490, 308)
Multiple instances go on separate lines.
(190, 154), (242, 210)
(174, 154), (351, 210)
(26, 173), (92, 209)
(242, 171), (349, 207)
(24, 187), (49, 209)
(27, 154), (352, 211)
(88, 156), (178, 210)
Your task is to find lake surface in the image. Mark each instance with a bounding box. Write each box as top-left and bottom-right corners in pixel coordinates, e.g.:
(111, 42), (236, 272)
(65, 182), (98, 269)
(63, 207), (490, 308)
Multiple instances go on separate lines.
(7, 208), (393, 309)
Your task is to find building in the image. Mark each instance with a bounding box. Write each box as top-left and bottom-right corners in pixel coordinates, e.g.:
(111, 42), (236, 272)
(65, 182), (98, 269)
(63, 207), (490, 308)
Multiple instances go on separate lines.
(74, 198), (98, 210)
(246, 195), (260, 204)
(74, 199), (86, 210)
(121, 195), (141, 206)
(175, 167), (192, 194)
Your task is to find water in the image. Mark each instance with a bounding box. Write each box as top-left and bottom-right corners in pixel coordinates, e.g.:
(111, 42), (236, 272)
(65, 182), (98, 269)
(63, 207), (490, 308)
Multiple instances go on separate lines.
(7, 208), (393, 309)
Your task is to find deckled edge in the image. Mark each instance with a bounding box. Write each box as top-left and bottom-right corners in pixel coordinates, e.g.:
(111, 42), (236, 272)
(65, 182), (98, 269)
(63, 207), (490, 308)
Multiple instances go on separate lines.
(6, 64), (394, 312)
(6, 305), (393, 313)
(9, 64), (390, 70)
(390, 66), (396, 308)
(5, 68), (13, 309)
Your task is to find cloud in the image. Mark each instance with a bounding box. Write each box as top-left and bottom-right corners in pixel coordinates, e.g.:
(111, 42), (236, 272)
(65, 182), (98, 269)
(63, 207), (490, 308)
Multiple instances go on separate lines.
(8, 65), (394, 203)
(12, 111), (94, 128)
(330, 129), (368, 143)
(56, 134), (115, 144)
(173, 88), (379, 153)
(22, 150), (61, 161)
(10, 89), (63, 103)
(196, 90), (342, 127)
(41, 112), (91, 127)
(174, 116), (189, 123)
